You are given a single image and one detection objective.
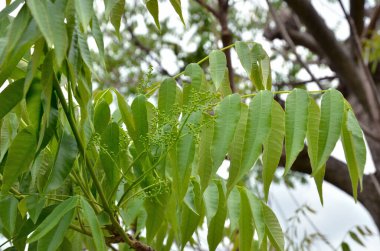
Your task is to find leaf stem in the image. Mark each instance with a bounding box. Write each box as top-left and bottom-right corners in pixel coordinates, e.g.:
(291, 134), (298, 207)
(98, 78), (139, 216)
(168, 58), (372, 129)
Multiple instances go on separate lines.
(241, 89), (329, 98)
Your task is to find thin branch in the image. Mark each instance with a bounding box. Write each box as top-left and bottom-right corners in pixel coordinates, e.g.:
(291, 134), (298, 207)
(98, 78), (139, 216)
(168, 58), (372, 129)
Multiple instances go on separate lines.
(362, 4), (380, 39)
(193, 0), (219, 18)
(272, 76), (337, 87)
(350, 0), (365, 35)
(266, 0), (324, 89)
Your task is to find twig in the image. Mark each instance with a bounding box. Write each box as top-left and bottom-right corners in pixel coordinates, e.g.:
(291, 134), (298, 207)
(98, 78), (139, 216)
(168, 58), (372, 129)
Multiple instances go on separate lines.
(362, 4), (380, 40)
(273, 76), (337, 87)
(266, 0), (324, 90)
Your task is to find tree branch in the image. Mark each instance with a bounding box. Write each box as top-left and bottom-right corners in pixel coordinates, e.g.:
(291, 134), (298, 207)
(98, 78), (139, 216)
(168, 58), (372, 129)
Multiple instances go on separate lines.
(350, 0), (365, 35)
(283, 0), (380, 122)
(266, 0), (323, 89)
(193, 0), (219, 18)
(272, 76), (337, 87)
(362, 4), (380, 39)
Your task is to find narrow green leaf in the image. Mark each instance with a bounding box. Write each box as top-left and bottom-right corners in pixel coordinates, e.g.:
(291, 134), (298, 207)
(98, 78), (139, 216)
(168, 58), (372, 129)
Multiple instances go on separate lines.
(209, 50), (227, 90)
(227, 103), (248, 191)
(104, 0), (120, 17)
(145, 194), (167, 243)
(235, 41), (252, 77)
(251, 44), (265, 90)
(341, 242), (351, 251)
(37, 209), (75, 251)
(239, 188), (254, 251)
(349, 231), (365, 247)
(91, 14), (105, 65)
(27, 0), (53, 47)
(77, 28), (93, 70)
(131, 94), (149, 141)
(315, 89), (344, 174)
(28, 196), (78, 243)
(1, 126), (37, 193)
(207, 180), (227, 251)
(81, 198), (107, 251)
(75, 0), (94, 30)
(240, 91), (273, 181)
(306, 98), (325, 203)
(211, 94), (241, 172)
(227, 187), (240, 233)
(0, 79), (25, 120)
(0, 196), (18, 236)
(262, 202), (284, 251)
(198, 114), (214, 192)
(220, 68), (232, 97)
(341, 108), (366, 200)
(44, 132), (78, 192)
(94, 100), (111, 134)
(169, 0), (185, 25)
(114, 90), (136, 140)
(110, 0), (125, 37)
(263, 101), (285, 201)
(146, 0), (160, 30)
(184, 63), (203, 90)
(158, 78), (177, 117)
(246, 192), (265, 245)
(259, 46), (271, 90)
(284, 89), (309, 175)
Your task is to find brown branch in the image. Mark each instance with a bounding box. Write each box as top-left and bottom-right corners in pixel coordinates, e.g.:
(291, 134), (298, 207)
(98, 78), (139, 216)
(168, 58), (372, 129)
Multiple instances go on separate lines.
(194, 0), (219, 18)
(283, 0), (380, 122)
(272, 76), (337, 87)
(350, 0), (365, 35)
(362, 4), (380, 39)
(266, 0), (323, 89)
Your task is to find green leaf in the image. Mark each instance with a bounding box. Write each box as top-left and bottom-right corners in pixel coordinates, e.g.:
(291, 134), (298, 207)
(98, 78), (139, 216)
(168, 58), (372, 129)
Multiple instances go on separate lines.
(131, 94), (149, 140)
(262, 202), (284, 251)
(184, 63), (204, 90)
(315, 89), (344, 174)
(341, 108), (366, 200)
(204, 182), (218, 220)
(75, 0), (94, 30)
(284, 89), (309, 175)
(341, 242), (351, 251)
(169, 0), (185, 25)
(211, 94), (241, 172)
(80, 198), (107, 251)
(209, 50), (227, 90)
(263, 101), (285, 201)
(220, 68), (232, 97)
(44, 132), (78, 192)
(37, 209), (75, 251)
(0, 79), (25, 120)
(239, 188), (254, 251)
(246, 192), (265, 245)
(349, 231), (365, 247)
(28, 196), (78, 243)
(91, 14), (105, 65)
(27, 0), (68, 66)
(306, 98), (325, 203)
(198, 114), (214, 192)
(240, 91), (273, 181)
(251, 44), (265, 90)
(77, 28), (93, 70)
(180, 180), (201, 248)
(114, 89), (136, 141)
(158, 78), (177, 117)
(207, 180), (227, 251)
(0, 196), (18, 236)
(94, 100), (111, 134)
(110, 0), (125, 37)
(235, 41), (252, 78)
(227, 103), (248, 191)
(1, 126), (37, 193)
(227, 187), (240, 233)
(145, 194), (167, 243)
(146, 0), (160, 30)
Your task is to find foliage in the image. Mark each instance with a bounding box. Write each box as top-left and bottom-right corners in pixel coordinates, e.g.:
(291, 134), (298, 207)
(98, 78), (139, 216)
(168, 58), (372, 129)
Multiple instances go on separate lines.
(0, 1), (367, 250)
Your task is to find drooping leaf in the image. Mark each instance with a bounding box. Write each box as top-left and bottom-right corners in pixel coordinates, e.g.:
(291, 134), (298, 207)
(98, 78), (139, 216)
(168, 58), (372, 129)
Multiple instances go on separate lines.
(114, 90), (136, 140)
(262, 202), (284, 251)
(209, 50), (227, 90)
(0, 79), (25, 120)
(0, 196), (18, 236)
(169, 0), (185, 25)
(239, 91), (273, 182)
(145, 194), (168, 243)
(227, 187), (240, 233)
(263, 101), (285, 201)
(44, 132), (78, 192)
(284, 89), (309, 175)
(110, 0), (125, 37)
(197, 114), (214, 192)
(1, 126), (37, 193)
(246, 192), (265, 245)
(94, 100), (111, 134)
(36, 209), (75, 251)
(28, 196), (78, 243)
(207, 180), (227, 251)
(91, 14), (105, 65)
(131, 94), (149, 140)
(211, 93), (241, 172)
(158, 78), (177, 117)
(250, 44), (265, 90)
(146, 0), (160, 30)
(75, 0), (94, 30)
(341, 107), (366, 200)
(315, 89), (344, 174)
(80, 197), (106, 251)
(239, 188), (254, 251)
(184, 63), (203, 91)
(235, 41), (252, 77)
(349, 231), (365, 247)
(227, 103), (248, 191)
